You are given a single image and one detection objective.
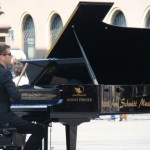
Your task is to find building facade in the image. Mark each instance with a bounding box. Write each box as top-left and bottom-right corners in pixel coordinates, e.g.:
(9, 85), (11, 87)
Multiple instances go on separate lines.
(0, 0), (150, 58)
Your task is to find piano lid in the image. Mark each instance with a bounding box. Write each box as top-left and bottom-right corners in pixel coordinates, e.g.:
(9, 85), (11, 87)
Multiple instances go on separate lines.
(46, 2), (113, 59)
(46, 1), (150, 85)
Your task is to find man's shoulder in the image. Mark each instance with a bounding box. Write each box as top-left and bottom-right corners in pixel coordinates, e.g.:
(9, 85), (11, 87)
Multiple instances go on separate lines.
(0, 67), (11, 80)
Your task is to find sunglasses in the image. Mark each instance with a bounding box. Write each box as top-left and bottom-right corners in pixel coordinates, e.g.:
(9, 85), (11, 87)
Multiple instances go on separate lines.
(0, 52), (12, 56)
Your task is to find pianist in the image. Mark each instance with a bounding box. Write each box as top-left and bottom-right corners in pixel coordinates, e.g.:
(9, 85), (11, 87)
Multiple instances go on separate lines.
(0, 44), (45, 150)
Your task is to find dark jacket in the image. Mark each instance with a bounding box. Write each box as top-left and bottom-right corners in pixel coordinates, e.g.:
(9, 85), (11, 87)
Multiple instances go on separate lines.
(0, 64), (21, 124)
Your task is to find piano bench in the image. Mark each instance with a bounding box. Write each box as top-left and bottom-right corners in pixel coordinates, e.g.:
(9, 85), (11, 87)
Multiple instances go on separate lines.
(0, 127), (17, 150)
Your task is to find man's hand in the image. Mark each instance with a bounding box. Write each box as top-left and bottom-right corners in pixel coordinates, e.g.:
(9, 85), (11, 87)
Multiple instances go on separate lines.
(10, 98), (15, 102)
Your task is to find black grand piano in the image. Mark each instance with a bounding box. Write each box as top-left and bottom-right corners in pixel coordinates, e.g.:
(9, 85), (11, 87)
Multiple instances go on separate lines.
(11, 1), (150, 150)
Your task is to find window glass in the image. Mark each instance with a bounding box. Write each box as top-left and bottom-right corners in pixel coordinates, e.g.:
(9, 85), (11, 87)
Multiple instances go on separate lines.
(113, 11), (126, 27)
(23, 16), (35, 58)
(51, 15), (63, 44)
(146, 16), (150, 28)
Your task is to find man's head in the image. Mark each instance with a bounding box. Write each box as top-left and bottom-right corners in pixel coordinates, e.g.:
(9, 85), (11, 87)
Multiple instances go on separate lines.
(13, 61), (24, 76)
(0, 44), (12, 68)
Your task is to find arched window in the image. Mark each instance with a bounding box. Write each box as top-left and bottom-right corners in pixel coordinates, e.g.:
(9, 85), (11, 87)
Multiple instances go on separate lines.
(23, 16), (35, 58)
(112, 11), (126, 27)
(51, 14), (63, 44)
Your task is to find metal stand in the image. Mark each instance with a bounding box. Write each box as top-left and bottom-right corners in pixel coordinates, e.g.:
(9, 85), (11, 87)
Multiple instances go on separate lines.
(0, 128), (17, 150)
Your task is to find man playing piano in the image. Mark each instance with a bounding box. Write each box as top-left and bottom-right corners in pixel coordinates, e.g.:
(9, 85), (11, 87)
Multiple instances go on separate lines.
(0, 44), (45, 150)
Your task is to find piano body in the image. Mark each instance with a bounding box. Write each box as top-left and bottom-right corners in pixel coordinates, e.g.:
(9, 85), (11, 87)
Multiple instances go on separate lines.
(11, 1), (150, 150)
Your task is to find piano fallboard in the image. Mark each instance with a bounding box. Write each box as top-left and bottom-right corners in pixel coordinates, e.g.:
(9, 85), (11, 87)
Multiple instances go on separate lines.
(51, 84), (100, 113)
(11, 84), (100, 123)
(12, 84), (150, 117)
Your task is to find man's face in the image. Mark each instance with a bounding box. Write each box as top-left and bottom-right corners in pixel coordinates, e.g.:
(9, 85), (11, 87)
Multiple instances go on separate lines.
(0, 48), (13, 67)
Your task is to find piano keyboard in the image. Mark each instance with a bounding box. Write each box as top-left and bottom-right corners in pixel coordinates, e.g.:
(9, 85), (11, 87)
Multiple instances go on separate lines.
(11, 99), (63, 112)
(11, 104), (48, 109)
(10, 104), (49, 112)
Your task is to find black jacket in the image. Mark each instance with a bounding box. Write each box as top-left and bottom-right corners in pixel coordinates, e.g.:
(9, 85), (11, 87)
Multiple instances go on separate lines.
(0, 64), (21, 124)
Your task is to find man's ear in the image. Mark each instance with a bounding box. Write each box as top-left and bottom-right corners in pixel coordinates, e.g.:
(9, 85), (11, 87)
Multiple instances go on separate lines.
(0, 55), (4, 60)
(0, 55), (2, 60)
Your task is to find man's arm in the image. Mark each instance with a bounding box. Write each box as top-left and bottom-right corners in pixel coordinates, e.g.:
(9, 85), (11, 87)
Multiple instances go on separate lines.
(3, 70), (21, 103)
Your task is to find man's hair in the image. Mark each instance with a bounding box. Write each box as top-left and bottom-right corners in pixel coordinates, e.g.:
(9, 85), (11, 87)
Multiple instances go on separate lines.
(0, 44), (10, 54)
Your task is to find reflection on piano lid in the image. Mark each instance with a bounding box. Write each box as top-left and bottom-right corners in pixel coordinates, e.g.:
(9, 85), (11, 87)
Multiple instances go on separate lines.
(19, 87), (60, 101)
(21, 58), (93, 86)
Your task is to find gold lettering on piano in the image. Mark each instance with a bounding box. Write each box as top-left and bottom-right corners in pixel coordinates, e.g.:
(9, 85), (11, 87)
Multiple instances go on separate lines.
(74, 86), (84, 94)
(78, 98), (92, 102)
(72, 86), (87, 96)
(72, 94), (86, 96)
(67, 98), (92, 102)
(120, 98), (150, 109)
(138, 98), (150, 108)
(67, 98), (79, 102)
(120, 98), (137, 108)
(65, 86), (93, 102)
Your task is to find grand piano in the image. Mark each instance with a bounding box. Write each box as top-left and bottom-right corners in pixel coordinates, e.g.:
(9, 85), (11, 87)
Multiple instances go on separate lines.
(11, 1), (150, 150)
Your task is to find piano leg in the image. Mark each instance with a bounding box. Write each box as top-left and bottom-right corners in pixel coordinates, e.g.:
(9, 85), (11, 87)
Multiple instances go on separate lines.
(43, 127), (48, 150)
(65, 124), (77, 150)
